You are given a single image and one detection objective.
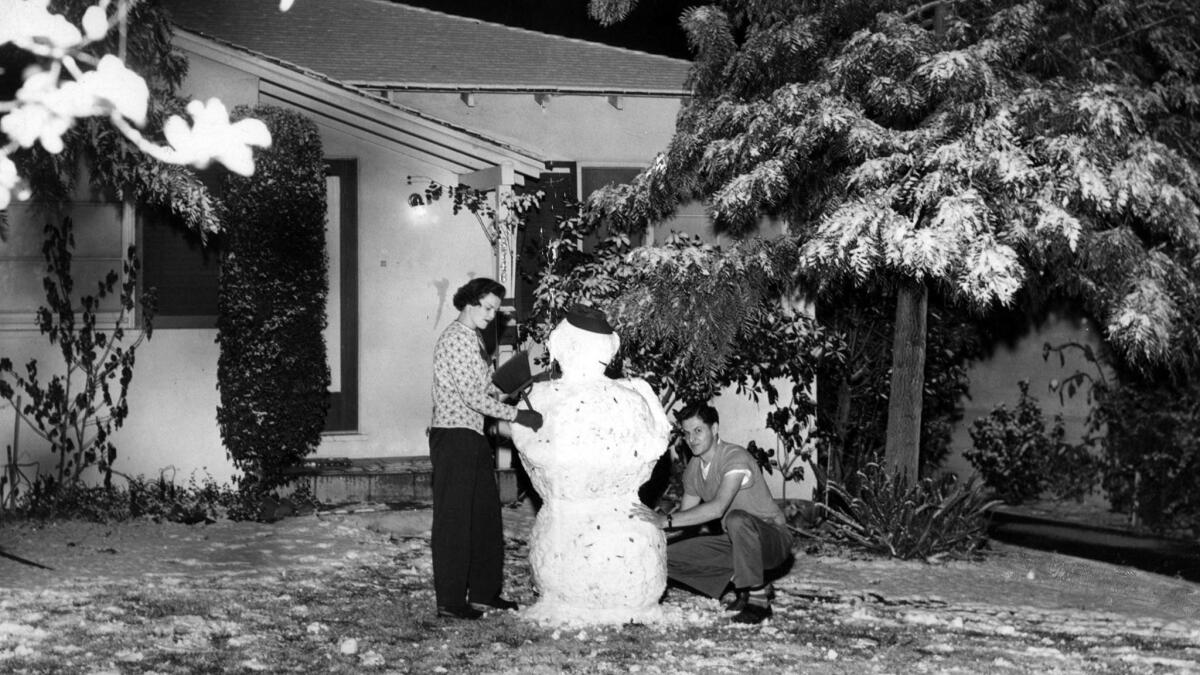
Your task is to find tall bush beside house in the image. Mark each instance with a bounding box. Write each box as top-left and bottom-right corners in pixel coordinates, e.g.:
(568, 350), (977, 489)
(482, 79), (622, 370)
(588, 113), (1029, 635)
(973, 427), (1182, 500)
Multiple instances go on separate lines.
(216, 106), (329, 493)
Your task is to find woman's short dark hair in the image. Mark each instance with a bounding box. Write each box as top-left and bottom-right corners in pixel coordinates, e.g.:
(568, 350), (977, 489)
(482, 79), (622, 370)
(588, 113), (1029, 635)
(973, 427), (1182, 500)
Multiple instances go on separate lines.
(452, 278), (506, 311)
(676, 401), (719, 427)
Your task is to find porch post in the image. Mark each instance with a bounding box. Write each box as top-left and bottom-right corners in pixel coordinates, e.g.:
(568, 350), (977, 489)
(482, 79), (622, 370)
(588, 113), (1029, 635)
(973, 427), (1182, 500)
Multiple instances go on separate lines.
(494, 181), (517, 310)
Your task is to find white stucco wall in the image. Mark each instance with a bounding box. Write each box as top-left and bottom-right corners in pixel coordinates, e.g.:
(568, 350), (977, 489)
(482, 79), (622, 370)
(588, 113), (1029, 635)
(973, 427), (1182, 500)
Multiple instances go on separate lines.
(712, 382), (817, 502)
(944, 312), (1108, 480)
(318, 124), (498, 460)
(0, 333), (70, 486)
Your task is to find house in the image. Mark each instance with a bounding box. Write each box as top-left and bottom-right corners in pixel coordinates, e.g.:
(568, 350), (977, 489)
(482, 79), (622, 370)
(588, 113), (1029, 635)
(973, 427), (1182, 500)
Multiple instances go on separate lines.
(4, 0), (819, 500)
(4, 1), (1087, 507)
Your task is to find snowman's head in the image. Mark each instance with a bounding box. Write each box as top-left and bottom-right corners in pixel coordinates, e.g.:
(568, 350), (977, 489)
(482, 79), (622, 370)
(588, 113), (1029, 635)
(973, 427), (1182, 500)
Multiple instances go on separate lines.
(548, 305), (620, 380)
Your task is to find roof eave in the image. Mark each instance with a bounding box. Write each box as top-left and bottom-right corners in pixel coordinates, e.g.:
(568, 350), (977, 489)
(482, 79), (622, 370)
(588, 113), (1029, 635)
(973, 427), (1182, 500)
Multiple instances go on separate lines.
(348, 82), (690, 97)
(173, 30), (550, 184)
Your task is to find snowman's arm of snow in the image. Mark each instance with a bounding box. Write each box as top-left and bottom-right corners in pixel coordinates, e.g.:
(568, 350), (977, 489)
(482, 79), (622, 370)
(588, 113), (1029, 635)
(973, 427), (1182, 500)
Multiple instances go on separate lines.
(626, 379), (671, 441)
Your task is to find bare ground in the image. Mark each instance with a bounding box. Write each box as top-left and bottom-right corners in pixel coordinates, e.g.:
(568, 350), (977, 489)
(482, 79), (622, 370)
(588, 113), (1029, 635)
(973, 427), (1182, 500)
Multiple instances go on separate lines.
(1, 503), (1198, 674)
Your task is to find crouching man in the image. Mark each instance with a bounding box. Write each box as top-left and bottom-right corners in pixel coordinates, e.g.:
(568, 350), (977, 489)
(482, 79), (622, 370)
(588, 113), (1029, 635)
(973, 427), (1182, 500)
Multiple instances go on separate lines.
(640, 402), (793, 624)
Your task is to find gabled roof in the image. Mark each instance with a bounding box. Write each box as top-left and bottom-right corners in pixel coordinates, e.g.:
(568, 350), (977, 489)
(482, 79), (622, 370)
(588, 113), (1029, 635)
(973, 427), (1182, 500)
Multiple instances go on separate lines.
(161, 0), (692, 94)
(173, 30), (548, 184)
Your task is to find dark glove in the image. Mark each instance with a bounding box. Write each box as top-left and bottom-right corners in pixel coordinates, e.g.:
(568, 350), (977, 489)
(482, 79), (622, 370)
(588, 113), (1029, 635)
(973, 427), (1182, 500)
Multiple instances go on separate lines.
(514, 409), (544, 431)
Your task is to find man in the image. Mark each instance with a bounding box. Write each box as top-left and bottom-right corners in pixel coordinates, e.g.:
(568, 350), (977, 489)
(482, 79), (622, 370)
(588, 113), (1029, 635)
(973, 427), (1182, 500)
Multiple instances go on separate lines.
(652, 402), (793, 624)
(429, 277), (543, 620)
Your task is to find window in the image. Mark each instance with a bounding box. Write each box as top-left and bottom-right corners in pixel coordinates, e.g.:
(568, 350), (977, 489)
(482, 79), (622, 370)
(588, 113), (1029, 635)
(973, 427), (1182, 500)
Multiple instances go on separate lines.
(579, 165), (649, 250)
(1, 199), (135, 329)
(580, 166), (642, 201)
(583, 165), (718, 244)
(139, 209), (223, 328)
(133, 160), (359, 432)
(516, 162), (577, 323)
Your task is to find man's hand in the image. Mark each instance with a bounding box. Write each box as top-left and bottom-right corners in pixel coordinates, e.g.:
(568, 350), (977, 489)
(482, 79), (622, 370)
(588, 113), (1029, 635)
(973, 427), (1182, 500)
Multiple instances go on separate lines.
(629, 504), (667, 529)
(513, 409), (543, 431)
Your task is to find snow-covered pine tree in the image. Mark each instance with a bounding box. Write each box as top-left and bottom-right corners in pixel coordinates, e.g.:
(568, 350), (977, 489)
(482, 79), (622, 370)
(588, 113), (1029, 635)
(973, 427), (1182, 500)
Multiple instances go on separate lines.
(586, 0), (1200, 479)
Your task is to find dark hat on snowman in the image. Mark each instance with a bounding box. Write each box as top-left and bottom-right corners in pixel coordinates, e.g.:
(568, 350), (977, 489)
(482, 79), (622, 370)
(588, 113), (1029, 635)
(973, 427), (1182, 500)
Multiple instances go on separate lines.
(565, 304), (614, 334)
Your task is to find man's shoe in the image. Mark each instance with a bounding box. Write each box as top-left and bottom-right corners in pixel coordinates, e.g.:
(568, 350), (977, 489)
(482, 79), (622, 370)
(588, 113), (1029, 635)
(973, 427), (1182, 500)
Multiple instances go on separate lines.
(471, 596), (519, 612)
(436, 604), (483, 620)
(731, 603), (773, 624)
(724, 590), (749, 612)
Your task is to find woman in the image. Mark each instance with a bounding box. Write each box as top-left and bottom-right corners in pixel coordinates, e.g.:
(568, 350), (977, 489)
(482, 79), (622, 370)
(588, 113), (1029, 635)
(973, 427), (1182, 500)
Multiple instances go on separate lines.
(428, 277), (542, 619)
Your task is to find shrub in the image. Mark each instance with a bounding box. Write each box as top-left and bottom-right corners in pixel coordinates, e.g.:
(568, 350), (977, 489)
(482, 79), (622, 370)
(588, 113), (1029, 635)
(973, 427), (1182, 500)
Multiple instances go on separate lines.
(8, 474), (229, 523)
(216, 106), (329, 494)
(965, 380), (1099, 505)
(1095, 375), (1200, 535)
(821, 464), (998, 560)
(2, 473), (320, 524)
(1043, 341), (1199, 535)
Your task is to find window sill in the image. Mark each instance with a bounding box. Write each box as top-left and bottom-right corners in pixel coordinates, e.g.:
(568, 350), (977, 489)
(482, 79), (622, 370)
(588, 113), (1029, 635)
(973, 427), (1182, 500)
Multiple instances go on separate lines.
(321, 432), (366, 441)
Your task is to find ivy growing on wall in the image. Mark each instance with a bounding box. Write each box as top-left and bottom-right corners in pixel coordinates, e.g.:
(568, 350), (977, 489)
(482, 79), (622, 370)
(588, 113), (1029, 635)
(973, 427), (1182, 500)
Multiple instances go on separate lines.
(0, 216), (155, 488)
(216, 105), (329, 492)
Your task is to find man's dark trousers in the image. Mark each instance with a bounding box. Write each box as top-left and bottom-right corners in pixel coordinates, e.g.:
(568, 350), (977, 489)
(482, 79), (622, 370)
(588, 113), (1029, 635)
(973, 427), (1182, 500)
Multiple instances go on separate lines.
(666, 509), (792, 598)
(429, 427), (504, 609)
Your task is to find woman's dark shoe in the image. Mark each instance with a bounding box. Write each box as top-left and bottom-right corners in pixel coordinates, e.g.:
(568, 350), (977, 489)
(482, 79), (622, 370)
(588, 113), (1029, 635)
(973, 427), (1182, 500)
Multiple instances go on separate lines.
(731, 603), (773, 624)
(436, 604), (483, 620)
(471, 596), (519, 611)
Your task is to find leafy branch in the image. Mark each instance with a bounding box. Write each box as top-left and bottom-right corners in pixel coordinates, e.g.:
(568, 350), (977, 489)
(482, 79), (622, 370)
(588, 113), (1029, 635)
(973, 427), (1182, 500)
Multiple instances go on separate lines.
(0, 216), (155, 486)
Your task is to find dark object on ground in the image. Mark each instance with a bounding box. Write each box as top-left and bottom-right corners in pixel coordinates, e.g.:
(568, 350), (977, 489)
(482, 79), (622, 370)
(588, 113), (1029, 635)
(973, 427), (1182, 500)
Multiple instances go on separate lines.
(437, 604), (483, 620)
(257, 496), (296, 522)
(987, 508), (1200, 582)
(0, 547), (54, 570)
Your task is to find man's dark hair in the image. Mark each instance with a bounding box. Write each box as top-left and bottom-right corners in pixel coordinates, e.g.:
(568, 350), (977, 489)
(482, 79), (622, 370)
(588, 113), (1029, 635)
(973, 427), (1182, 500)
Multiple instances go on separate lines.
(676, 401), (719, 426)
(452, 278), (505, 311)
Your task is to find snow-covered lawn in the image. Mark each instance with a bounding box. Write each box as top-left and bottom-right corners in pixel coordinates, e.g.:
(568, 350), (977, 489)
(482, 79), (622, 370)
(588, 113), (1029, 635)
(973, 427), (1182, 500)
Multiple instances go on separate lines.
(1, 505), (1197, 673)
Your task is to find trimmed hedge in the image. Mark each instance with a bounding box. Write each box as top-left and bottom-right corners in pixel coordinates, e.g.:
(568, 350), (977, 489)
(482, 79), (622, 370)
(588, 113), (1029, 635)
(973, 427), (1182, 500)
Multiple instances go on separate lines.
(216, 105), (329, 492)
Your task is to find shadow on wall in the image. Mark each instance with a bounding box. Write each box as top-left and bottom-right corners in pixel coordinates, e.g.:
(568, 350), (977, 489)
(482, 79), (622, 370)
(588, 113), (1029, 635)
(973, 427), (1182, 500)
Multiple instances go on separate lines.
(946, 310), (1107, 480)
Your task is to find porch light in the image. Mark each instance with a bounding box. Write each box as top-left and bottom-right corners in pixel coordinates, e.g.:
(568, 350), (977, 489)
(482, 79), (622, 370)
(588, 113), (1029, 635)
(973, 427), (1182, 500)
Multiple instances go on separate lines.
(405, 175), (429, 219)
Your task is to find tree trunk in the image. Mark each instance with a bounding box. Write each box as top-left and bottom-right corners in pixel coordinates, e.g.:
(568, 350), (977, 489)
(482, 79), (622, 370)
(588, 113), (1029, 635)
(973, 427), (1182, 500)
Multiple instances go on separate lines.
(884, 282), (928, 480)
(832, 376), (851, 482)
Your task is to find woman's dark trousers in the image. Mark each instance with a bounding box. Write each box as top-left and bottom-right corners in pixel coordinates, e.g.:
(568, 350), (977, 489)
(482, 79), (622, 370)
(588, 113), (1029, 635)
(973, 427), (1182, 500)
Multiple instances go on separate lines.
(429, 427), (504, 609)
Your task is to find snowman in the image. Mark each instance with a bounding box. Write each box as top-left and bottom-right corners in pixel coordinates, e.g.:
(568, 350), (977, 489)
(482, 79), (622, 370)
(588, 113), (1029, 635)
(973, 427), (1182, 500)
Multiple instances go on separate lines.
(509, 306), (671, 625)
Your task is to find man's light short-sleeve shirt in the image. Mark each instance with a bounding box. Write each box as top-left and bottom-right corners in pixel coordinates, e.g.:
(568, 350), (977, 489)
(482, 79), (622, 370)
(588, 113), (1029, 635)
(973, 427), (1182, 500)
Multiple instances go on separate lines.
(683, 442), (787, 527)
